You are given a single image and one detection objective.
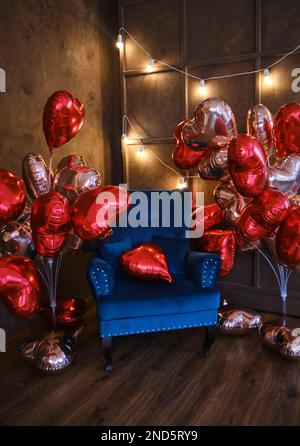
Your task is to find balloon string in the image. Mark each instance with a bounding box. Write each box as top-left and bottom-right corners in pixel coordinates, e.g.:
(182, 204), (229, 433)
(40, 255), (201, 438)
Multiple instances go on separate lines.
(47, 257), (56, 330)
(49, 149), (54, 191)
(256, 246), (292, 324)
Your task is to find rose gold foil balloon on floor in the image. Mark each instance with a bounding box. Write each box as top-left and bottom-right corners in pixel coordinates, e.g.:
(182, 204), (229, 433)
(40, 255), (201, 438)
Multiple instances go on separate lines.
(22, 153), (52, 199)
(21, 327), (82, 374)
(259, 320), (284, 349)
(218, 308), (262, 335)
(277, 326), (300, 360)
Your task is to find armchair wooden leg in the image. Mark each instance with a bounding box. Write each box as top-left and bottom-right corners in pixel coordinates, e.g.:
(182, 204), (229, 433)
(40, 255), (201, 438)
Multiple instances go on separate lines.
(102, 336), (112, 372)
(203, 325), (217, 358)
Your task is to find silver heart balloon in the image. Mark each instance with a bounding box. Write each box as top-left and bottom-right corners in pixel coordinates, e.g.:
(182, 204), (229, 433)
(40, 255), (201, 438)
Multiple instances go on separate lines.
(53, 165), (101, 204)
(22, 153), (52, 199)
(0, 221), (32, 256)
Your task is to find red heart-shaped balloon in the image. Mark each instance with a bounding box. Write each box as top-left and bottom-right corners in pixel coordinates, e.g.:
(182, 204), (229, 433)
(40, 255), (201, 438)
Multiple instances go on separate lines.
(43, 90), (85, 149)
(237, 187), (290, 241)
(120, 242), (172, 283)
(274, 103), (300, 158)
(0, 169), (26, 223)
(72, 186), (129, 241)
(172, 120), (206, 169)
(31, 191), (71, 257)
(228, 134), (267, 197)
(196, 229), (236, 277)
(0, 256), (41, 319)
(276, 207), (300, 267)
(40, 297), (86, 327)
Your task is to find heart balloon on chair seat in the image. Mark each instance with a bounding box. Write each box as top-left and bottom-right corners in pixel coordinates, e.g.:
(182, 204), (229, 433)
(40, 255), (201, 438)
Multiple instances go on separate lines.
(120, 242), (172, 283)
(0, 256), (41, 319)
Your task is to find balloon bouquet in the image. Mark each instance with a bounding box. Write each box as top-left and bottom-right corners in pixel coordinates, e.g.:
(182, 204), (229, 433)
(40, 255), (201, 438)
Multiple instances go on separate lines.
(0, 90), (128, 373)
(173, 98), (300, 359)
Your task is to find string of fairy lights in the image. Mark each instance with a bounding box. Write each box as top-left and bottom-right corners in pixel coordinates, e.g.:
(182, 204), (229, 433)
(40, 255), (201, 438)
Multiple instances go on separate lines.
(117, 27), (300, 188)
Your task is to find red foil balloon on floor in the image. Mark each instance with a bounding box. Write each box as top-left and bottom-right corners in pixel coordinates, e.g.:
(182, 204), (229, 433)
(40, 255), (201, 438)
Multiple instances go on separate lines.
(196, 229), (236, 276)
(0, 256), (41, 319)
(43, 90), (85, 149)
(31, 192), (71, 257)
(72, 186), (129, 240)
(228, 134), (267, 197)
(274, 103), (300, 158)
(41, 297), (86, 327)
(120, 242), (172, 283)
(172, 120), (206, 169)
(0, 169), (26, 223)
(276, 207), (300, 268)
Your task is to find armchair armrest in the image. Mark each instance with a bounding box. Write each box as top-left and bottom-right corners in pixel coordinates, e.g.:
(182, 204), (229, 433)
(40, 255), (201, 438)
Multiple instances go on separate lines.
(87, 258), (115, 299)
(186, 252), (221, 288)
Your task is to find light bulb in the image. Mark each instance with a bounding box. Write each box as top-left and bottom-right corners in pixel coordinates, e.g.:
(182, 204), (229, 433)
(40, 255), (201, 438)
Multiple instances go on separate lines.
(198, 79), (206, 95)
(136, 145), (145, 158)
(263, 68), (272, 85)
(146, 58), (155, 72)
(116, 33), (123, 49)
(178, 177), (187, 189)
(121, 133), (129, 144)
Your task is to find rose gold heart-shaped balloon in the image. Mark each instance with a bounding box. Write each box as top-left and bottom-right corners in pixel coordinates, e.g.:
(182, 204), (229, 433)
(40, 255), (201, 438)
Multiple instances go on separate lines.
(218, 308), (262, 335)
(43, 91), (85, 149)
(120, 242), (172, 283)
(277, 326), (300, 360)
(0, 256), (41, 319)
(53, 163), (101, 204)
(259, 320), (285, 350)
(182, 98), (237, 149)
(22, 153), (52, 200)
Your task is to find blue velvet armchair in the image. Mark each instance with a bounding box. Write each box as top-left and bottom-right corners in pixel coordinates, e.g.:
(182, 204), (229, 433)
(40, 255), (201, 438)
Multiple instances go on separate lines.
(87, 189), (221, 371)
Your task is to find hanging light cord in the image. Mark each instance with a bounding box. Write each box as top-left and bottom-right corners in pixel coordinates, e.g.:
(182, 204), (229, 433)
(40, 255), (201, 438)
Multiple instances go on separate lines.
(119, 26), (300, 81)
(123, 114), (181, 177)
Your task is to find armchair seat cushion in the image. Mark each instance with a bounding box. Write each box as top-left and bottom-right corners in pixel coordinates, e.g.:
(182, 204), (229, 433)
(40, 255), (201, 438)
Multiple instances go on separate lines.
(98, 272), (219, 321)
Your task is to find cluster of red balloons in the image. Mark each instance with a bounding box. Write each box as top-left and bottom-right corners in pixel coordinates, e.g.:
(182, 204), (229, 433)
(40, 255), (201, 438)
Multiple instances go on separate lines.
(0, 90), (129, 321)
(174, 98), (300, 275)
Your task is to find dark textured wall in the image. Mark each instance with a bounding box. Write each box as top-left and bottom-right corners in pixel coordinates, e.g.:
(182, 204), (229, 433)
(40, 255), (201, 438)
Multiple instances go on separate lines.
(119, 0), (300, 316)
(0, 0), (122, 333)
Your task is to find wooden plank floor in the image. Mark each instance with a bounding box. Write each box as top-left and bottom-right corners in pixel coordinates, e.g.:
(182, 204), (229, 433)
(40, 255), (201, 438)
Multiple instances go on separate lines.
(1, 299), (300, 426)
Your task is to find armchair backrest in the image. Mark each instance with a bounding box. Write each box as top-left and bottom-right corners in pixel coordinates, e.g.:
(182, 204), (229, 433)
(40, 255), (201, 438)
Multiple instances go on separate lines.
(100, 188), (192, 247)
